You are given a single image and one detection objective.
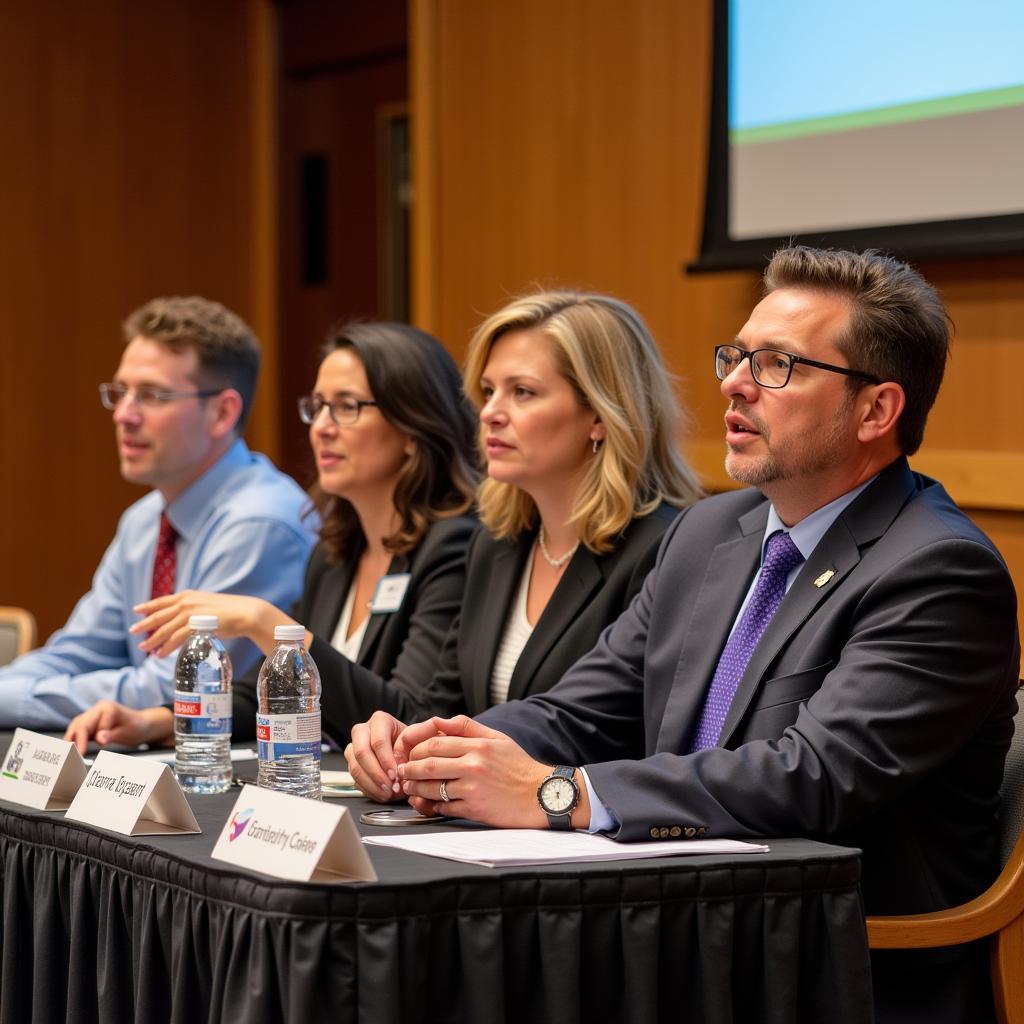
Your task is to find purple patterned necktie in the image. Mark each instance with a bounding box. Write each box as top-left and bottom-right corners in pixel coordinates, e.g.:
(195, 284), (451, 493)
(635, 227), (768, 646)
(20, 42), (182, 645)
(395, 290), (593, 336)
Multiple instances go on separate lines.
(688, 530), (804, 752)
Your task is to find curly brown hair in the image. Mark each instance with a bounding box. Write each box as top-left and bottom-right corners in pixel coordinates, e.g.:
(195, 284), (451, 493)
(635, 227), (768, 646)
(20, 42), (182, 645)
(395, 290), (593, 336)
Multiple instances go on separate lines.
(122, 296), (260, 432)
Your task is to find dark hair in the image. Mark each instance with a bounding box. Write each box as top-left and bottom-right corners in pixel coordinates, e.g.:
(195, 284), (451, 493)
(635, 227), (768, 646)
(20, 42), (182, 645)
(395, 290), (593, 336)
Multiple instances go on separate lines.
(763, 246), (950, 455)
(122, 296), (260, 432)
(312, 322), (479, 563)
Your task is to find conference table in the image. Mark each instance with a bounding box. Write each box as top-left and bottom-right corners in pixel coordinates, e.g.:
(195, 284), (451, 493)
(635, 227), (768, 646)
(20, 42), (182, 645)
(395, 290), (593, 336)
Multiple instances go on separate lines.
(0, 745), (874, 1024)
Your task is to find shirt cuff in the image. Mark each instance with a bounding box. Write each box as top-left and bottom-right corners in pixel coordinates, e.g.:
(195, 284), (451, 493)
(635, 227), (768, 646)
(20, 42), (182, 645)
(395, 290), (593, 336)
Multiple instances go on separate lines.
(579, 767), (617, 834)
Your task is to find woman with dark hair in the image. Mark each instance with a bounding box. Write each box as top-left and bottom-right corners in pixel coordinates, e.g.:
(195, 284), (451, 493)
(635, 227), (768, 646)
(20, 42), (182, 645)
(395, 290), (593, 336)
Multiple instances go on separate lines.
(64, 321), (479, 751)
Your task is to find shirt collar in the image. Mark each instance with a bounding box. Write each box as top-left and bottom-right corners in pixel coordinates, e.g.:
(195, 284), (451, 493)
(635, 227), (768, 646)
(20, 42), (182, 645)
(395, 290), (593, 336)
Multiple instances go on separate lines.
(763, 476), (876, 563)
(162, 438), (250, 542)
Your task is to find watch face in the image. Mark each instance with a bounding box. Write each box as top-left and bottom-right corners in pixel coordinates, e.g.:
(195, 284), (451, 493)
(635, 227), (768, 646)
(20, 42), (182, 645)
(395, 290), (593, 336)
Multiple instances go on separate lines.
(541, 776), (575, 813)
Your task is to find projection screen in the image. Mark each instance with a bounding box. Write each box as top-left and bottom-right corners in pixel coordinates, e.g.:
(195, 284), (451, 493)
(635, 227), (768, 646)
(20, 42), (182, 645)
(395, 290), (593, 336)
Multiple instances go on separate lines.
(692, 0), (1024, 271)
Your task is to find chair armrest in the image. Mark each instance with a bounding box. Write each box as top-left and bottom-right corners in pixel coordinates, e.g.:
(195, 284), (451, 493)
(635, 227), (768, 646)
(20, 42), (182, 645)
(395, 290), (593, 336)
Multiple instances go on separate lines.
(867, 840), (1024, 949)
(0, 605), (37, 662)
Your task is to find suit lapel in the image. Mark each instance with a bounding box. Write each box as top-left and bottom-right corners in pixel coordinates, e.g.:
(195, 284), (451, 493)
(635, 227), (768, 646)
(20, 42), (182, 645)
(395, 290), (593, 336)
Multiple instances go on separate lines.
(507, 545), (604, 701)
(468, 536), (531, 714)
(655, 505), (767, 753)
(357, 552), (410, 663)
(308, 560), (357, 642)
(716, 458), (918, 746)
(715, 521), (861, 744)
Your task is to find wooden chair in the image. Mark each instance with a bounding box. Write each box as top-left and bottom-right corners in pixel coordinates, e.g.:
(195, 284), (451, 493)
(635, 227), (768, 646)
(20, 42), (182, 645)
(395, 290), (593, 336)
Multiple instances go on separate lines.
(0, 606), (36, 666)
(866, 694), (1024, 1024)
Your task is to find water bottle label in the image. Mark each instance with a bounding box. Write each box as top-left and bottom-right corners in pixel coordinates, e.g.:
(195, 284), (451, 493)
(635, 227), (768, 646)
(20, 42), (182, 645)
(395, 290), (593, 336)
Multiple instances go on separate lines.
(256, 713), (321, 761)
(174, 692), (232, 737)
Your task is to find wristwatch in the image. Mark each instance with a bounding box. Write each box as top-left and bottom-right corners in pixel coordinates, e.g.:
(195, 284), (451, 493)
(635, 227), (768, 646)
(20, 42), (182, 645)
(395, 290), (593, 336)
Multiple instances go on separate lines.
(537, 766), (580, 830)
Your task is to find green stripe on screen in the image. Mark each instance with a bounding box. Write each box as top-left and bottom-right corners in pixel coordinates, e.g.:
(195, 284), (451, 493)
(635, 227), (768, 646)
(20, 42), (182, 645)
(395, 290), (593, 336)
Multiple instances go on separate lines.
(732, 84), (1024, 144)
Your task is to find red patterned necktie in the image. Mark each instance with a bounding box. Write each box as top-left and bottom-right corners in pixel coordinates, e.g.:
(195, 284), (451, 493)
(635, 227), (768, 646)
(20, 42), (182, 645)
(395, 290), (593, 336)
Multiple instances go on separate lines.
(150, 513), (178, 600)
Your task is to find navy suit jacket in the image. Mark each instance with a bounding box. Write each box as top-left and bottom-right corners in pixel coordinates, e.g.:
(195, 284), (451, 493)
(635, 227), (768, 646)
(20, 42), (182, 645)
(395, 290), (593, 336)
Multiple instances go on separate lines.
(480, 458), (1020, 922)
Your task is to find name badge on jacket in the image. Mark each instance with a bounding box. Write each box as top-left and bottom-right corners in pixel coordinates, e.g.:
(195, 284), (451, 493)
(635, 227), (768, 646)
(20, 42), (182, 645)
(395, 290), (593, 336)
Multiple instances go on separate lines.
(370, 574), (411, 614)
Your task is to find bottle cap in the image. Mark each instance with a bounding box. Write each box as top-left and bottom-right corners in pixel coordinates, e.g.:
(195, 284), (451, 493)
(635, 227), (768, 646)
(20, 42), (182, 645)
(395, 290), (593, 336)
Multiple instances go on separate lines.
(188, 615), (219, 631)
(273, 624), (306, 643)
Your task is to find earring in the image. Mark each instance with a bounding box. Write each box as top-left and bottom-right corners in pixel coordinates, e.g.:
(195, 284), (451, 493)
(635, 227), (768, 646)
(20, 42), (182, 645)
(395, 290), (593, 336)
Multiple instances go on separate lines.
(592, 438), (601, 454)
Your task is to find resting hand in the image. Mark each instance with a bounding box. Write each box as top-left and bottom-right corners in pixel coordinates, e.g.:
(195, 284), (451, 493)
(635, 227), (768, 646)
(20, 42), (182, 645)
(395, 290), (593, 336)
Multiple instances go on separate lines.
(130, 590), (275, 659)
(345, 711), (414, 803)
(63, 701), (174, 755)
(397, 715), (557, 828)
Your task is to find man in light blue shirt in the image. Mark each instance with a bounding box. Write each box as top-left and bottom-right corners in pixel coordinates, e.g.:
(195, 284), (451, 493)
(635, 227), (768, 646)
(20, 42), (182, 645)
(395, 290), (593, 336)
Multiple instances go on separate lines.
(0, 297), (316, 729)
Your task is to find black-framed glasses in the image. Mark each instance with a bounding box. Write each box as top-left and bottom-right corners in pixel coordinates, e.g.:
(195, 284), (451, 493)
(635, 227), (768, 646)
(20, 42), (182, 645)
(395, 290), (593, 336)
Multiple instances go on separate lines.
(297, 394), (379, 426)
(99, 382), (223, 409)
(714, 345), (882, 389)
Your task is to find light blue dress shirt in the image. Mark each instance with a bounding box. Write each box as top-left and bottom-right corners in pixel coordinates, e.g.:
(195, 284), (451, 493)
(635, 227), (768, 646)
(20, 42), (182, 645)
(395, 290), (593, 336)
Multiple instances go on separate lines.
(0, 439), (318, 728)
(583, 478), (874, 833)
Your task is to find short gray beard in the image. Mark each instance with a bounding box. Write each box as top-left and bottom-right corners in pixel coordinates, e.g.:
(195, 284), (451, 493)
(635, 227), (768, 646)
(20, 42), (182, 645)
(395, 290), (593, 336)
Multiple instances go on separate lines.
(725, 447), (783, 488)
(724, 395), (853, 488)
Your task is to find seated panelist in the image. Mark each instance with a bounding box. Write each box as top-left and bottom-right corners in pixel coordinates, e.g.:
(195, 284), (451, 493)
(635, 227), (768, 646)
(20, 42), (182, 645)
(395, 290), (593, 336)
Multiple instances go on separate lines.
(0, 296), (315, 730)
(345, 290), (702, 795)
(64, 321), (479, 752)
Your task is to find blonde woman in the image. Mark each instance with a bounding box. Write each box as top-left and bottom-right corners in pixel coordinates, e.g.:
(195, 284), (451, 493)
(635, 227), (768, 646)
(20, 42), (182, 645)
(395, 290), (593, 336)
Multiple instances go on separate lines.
(347, 290), (701, 800)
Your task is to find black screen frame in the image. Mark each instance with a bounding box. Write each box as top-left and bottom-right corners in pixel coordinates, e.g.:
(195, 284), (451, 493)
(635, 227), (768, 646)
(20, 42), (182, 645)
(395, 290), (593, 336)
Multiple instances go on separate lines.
(688, 0), (1024, 274)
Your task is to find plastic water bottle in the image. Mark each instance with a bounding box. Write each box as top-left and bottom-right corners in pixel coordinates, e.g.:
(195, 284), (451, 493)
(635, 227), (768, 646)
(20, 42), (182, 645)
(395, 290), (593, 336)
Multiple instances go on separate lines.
(174, 614), (233, 793)
(256, 624), (321, 800)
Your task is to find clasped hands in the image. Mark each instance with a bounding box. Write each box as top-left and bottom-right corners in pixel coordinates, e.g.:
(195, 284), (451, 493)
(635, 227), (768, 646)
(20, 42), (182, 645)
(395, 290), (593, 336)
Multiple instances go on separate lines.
(345, 711), (590, 830)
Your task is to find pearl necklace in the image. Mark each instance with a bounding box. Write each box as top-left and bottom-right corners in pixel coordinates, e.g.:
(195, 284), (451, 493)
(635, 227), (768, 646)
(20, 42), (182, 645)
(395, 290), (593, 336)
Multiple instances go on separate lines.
(538, 525), (579, 570)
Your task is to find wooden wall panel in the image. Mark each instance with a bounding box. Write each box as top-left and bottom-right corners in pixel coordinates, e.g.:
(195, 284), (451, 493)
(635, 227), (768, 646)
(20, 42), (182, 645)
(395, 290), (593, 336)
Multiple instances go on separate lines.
(0, 0), (277, 642)
(412, 0), (1024, 639)
(277, 1), (408, 485)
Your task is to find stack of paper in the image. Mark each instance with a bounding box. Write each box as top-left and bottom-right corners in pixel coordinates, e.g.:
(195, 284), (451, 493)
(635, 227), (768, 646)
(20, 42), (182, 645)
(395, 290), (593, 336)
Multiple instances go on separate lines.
(363, 828), (768, 867)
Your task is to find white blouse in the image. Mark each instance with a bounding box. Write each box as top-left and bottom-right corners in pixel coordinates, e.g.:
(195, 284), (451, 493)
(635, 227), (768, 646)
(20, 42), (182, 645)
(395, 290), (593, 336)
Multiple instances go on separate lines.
(329, 582), (370, 662)
(489, 554), (536, 706)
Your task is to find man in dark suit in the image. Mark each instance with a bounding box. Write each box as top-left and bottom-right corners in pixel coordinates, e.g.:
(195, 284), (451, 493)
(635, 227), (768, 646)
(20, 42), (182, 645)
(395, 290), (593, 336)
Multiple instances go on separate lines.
(384, 246), (1020, 1023)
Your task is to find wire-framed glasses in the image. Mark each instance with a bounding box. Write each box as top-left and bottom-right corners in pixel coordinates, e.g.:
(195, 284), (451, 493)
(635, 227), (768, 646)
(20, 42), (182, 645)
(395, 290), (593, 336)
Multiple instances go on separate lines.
(99, 383), (222, 409)
(714, 345), (881, 389)
(297, 394), (379, 425)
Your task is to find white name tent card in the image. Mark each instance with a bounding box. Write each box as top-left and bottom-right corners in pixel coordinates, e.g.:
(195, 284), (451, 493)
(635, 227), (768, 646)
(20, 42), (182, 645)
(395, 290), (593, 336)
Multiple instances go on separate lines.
(0, 728), (88, 810)
(64, 749), (200, 836)
(211, 784), (377, 883)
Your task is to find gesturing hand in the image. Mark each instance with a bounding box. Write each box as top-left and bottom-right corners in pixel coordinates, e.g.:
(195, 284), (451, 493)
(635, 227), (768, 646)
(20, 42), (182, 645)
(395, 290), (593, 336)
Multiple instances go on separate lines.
(130, 590), (270, 658)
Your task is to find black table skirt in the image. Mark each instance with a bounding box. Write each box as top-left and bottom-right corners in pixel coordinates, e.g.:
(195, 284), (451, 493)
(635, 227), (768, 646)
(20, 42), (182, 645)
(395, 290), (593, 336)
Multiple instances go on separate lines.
(0, 781), (872, 1024)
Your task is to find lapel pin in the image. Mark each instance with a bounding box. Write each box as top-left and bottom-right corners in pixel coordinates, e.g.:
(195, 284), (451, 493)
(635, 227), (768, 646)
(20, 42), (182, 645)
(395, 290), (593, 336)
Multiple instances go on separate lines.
(813, 569), (835, 588)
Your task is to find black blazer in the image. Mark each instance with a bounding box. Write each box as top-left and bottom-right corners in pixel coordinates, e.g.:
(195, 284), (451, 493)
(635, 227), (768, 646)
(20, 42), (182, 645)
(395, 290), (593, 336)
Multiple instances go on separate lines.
(233, 515), (478, 745)
(381, 502), (681, 724)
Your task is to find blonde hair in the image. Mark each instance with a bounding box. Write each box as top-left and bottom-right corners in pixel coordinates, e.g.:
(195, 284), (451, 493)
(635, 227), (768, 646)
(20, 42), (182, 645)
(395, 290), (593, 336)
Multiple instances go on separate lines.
(464, 291), (702, 552)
